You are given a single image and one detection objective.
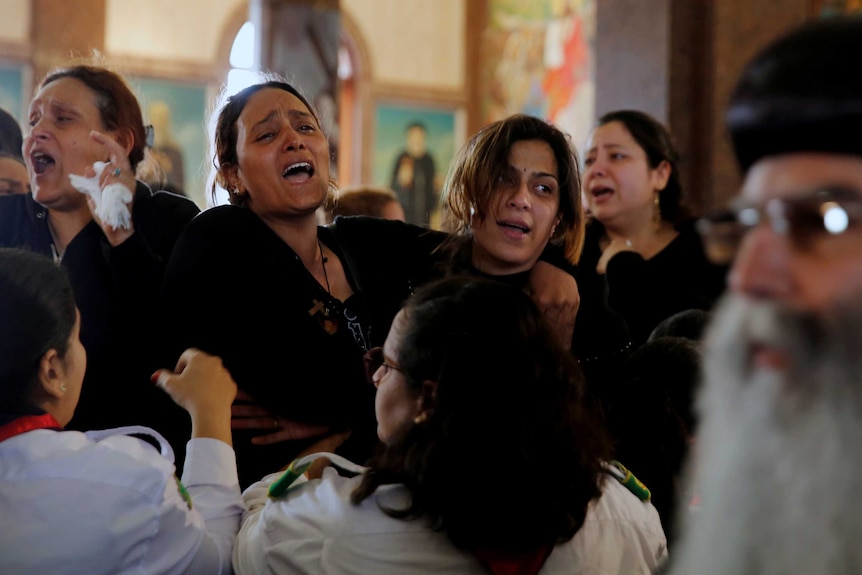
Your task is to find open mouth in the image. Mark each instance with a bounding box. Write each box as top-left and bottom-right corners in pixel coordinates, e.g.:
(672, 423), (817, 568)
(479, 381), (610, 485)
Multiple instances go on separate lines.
(591, 186), (613, 198)
(282, 161), (314, 183)
(750, 342), (790, 371)
(498, 220), (531, 234)
(30, 151), (55, 176)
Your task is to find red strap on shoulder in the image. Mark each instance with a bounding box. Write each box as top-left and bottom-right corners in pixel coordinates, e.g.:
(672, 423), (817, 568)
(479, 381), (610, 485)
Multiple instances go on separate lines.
(0, 413), (62, 442)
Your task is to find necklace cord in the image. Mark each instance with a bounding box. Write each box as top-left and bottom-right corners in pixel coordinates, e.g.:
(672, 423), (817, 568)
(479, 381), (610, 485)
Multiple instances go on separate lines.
(318, 240), (332, 294)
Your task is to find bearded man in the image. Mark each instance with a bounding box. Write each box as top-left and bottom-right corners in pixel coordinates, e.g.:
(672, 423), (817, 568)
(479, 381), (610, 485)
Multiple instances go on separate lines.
(667, 15), (862, 575)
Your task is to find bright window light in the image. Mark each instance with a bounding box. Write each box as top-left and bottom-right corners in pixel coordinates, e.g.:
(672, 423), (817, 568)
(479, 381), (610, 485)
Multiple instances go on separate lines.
(230, 22), (255, 69)
(226, 69), (260, 98)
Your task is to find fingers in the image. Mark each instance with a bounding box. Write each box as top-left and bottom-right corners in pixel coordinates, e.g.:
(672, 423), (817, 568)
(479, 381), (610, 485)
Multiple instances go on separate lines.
(152, 348), (237, 412)
(151, 368), (169, 390)
(249, 420), (333, 445)
(231, 415), (283, 430)
(89, 130), (135, 186)
(151, 347), (203, 389)
(173, 347), (199, 374)
(89, 129), (127, 159)
(231, 404), (274, 418)
(231, 416), (272, 430)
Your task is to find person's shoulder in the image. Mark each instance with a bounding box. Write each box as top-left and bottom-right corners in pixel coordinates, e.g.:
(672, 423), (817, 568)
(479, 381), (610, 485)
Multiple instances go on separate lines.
(542, 467), (667, 572)
(2, 428), (173, 492)
(182, 204), (261, 235)
(132, 182), (200, 228)
(261, 466), (364, 535)
(331, 214), (408, 233)
(590, 468), (666, 530)
(269, 465), (416, 532)
(330, 215), (445, 245)
(150, 188), (201, 213)
(0, 430), (183, 572)
(252, 468), (440, 567)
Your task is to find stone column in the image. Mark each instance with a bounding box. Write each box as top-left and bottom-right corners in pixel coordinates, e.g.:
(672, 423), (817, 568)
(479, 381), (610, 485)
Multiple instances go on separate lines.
(595, 0), (810, 212)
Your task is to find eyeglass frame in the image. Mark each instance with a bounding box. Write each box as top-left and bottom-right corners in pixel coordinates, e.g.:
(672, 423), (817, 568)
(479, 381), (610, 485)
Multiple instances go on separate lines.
(363, 346), (404, 385)
(696, 187), (862, 265)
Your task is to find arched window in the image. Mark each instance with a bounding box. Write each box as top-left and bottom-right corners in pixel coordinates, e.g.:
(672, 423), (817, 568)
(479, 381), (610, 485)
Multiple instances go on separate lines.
(227, 21), (259, 96)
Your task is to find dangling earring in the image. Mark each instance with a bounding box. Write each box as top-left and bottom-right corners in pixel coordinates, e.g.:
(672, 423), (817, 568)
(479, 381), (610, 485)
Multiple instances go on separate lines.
(653, 193), (661, 229)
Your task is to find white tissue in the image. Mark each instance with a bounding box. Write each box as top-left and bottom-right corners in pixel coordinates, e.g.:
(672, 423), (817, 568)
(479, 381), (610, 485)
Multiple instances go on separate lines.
(68, 161), (133, 230)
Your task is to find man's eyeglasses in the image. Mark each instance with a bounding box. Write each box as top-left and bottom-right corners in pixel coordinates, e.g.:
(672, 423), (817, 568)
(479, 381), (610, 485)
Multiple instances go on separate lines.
(363, 346), (403, 384)
(696, 188), (862, 265)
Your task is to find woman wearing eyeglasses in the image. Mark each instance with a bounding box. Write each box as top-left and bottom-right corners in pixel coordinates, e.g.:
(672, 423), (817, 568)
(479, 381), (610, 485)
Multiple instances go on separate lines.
(233, 277), (667, 575)
(580, 110), (728, 348)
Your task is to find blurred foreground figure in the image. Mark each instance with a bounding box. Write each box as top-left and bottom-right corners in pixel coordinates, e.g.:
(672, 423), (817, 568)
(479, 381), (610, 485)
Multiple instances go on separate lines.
(667, 15), (862, 575)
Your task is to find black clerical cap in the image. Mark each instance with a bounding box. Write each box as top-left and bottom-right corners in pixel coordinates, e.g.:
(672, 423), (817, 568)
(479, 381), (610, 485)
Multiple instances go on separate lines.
(727, 16), (862, 173)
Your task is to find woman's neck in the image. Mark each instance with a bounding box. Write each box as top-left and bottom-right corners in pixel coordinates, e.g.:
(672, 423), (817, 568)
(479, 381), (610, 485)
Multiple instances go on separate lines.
(604, 218), (678, 259)
(47, 208), (92, 256)
(261, 212), (321, 265)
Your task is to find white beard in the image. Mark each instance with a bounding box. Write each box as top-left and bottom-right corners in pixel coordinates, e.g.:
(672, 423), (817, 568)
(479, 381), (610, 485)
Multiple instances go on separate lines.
(667, 294), (862, 575)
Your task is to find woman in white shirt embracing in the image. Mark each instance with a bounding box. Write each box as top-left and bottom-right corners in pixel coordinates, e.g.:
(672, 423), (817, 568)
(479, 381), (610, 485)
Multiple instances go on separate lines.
(234, 276), (668, 575)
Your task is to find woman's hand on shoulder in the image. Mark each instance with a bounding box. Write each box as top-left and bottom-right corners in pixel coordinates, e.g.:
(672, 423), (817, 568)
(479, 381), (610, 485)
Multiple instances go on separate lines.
(528, 261), (579, 349)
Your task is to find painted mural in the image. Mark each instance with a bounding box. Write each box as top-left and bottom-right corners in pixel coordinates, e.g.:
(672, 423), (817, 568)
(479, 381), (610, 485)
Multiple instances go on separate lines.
(483, 0), (595, 146)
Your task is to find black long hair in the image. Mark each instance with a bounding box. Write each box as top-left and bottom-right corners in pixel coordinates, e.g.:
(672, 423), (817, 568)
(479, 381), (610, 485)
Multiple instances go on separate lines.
(352, 276), (611, 552)
(595, 110), (689, 226)
(0, 249), (76, 412)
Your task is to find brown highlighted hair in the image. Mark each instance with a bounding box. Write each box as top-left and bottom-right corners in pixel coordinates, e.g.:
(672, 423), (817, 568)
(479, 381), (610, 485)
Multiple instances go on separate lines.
(441, 114), (584, 264)
(40, 65), (149, 173)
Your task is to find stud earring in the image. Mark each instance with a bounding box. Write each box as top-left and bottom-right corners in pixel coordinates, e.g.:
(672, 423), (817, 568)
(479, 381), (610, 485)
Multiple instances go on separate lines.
(414, 412), (428, 425)
(59, 383), (67, 393)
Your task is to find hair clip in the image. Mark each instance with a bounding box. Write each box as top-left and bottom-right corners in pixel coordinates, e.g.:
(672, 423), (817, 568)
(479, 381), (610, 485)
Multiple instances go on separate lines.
(145, 124), (155, 148)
